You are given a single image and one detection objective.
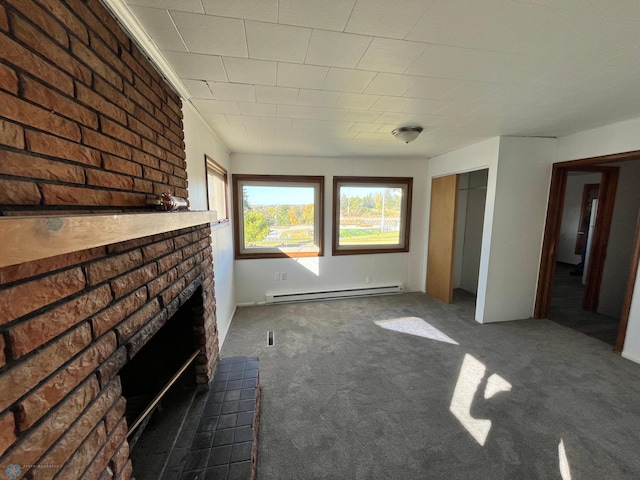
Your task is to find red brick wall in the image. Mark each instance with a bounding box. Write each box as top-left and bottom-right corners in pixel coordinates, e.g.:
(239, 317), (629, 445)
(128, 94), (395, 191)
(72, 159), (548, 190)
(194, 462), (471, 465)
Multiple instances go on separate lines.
(0, 1), (220, 479)
(0, 228), (219, 479)
(0, 0), (188, 216)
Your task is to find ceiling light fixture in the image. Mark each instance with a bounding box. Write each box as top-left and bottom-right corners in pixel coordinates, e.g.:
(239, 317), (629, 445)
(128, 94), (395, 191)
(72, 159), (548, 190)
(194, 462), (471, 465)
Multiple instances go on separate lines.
(392, 126), (423, 144)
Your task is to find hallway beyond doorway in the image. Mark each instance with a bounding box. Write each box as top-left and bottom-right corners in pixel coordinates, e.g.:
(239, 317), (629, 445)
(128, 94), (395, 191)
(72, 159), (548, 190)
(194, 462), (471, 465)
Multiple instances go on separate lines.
(549, 263), (619, 346)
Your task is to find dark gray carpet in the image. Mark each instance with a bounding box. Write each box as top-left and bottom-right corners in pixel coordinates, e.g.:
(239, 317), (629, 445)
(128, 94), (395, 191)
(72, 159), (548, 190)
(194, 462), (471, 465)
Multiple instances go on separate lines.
(221, 292), (640, 479)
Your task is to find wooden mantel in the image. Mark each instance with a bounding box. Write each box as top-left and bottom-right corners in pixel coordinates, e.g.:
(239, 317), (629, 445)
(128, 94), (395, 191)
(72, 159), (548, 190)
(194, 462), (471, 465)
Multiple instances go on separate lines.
(0, 211), (219, 269)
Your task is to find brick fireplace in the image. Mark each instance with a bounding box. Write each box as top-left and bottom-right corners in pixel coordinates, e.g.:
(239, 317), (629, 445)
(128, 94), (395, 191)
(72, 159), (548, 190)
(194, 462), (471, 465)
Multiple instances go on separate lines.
(0, 1), (220, 479)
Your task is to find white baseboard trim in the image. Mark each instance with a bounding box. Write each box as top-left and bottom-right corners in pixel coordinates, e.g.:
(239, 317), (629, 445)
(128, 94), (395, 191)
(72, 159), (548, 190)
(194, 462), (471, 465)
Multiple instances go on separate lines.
(621, 351), (640, 365)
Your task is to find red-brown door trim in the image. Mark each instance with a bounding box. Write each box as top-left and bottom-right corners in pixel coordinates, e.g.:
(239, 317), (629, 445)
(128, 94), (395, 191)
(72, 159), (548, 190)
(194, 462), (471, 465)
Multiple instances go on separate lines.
(534, 166), (567, 319)
(535, 150), (640, 355)
(582, 169), (619, 311)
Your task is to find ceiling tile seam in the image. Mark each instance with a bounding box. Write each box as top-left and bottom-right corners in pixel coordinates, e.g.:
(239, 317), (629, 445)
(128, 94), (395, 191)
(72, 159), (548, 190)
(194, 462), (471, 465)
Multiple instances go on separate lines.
(182, 61), (534, 95)
(402, 38), (567, 64)
(341, 0), (358, 34)
(242, 19), (249, 59)
(157, 46), (531, 89)
(245, 97), (302, 109)
(205, 80), (215, 97)
(395, 60), (549, 89)
(167, 10), (190, 53)
(270, 23), (437, 45)
(316, 62), (330, 88)
(275, 62), (283, 88)
(509, 1), (640, 25)
(301, 22), (314, 67)
(296, 87), (360, 100)
(211, 78), (279, 89)
(134, 5), (500, 49)
(159, 50), (545, 92)
(166, 51), (388, 86)
(219, 55), (230, 83)
(357, 69), (377, 95)
(401, 0), (438, 42)
(294, 87), (301, 106)
(128, 4), (196, 14)
(323, 67), (378, 93)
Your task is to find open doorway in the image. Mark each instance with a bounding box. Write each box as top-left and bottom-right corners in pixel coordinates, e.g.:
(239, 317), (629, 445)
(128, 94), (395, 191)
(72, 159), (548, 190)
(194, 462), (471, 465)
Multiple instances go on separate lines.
(426, 169), (488, 306)
(453, 170), (488, 303)
(547, 171), (619, 344)
(536, 153), (640, 354)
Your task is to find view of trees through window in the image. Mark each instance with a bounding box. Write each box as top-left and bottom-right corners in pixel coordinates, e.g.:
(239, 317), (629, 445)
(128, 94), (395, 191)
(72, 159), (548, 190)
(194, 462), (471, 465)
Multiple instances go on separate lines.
(242, 185), (316, 249)
(338, 186), (403, 245)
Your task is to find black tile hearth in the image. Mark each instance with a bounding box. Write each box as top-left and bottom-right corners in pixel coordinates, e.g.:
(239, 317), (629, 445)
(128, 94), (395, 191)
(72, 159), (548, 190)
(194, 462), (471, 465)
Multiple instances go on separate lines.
(146, 357), (260, 480)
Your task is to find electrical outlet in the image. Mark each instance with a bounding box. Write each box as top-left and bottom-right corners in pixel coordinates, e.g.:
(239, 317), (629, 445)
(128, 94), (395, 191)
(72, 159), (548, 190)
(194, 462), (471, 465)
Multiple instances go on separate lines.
(365, 275), (372, 284)
(274, 272), (281, 281)
(281, 272), (287, 280)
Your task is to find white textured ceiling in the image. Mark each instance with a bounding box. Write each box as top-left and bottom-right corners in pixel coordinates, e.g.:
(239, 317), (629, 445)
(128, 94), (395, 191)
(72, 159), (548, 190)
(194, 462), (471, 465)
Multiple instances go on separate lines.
(117, 0), (640, 157)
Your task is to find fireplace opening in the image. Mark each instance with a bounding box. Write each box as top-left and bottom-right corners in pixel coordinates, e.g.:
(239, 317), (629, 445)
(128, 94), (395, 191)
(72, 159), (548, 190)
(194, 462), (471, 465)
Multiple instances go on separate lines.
(120, 286), (204, 477)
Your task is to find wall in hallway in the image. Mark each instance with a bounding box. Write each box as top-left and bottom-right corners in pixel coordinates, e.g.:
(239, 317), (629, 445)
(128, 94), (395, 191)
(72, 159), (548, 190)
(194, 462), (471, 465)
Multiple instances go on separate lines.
(557, 172), (601, 265)
(598, 162), (640, 319)
(453, 176), (469, 289)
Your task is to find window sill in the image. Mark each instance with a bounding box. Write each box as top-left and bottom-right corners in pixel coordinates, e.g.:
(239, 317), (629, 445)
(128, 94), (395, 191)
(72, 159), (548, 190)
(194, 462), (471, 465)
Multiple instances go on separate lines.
(332, 247), (409, 255)
(210, 219), (230, 231)
(235, 251), (323, 260)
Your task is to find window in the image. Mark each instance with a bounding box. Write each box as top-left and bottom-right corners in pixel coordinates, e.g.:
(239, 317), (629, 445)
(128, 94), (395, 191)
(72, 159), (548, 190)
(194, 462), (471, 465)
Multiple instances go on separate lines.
(332, 176), (413, 255)
(205, 156), (229, 222)
(232, 174), (324, 259)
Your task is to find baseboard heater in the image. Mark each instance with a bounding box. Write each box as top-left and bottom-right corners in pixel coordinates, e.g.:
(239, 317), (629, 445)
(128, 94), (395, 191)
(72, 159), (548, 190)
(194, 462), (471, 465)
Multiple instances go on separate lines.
(265, 283), (404, 304)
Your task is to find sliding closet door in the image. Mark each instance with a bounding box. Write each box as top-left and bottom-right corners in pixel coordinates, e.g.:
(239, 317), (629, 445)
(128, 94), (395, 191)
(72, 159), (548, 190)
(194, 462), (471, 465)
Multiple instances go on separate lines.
(427, 174), (459, 303)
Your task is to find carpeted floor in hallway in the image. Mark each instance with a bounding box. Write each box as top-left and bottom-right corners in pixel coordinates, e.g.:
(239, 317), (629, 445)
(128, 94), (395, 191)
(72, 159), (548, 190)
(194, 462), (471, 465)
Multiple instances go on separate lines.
(220, 292), (640, 480)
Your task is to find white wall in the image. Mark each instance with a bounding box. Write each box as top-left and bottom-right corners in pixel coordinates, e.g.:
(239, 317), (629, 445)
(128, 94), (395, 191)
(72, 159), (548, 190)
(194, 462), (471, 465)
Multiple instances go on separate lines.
(556, 116), (640, 363)
(231, 154), (428, 305)
(557, 172), (601, 265)
(183, 102), (236, 346)
(624, 263), (640, 364)
(556, 116), (640, 161)
(482, 137), (557, 322)
(598, 162), (640, 318)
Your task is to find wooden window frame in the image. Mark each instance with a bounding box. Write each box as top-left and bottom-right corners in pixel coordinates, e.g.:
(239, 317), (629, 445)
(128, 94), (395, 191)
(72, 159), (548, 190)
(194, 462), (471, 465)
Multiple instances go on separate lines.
(232, 174), (324, 259)
(204, 155), (229, 223)
(332, 176), (413, 256)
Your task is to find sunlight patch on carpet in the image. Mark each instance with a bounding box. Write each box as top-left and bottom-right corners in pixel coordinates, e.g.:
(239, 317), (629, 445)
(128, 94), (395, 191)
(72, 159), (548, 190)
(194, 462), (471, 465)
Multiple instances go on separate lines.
(449, 354), (513, 446)
(559, 438), (573, 480)
(375, 317), (459, 345)
(450, 354), (492, 446)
